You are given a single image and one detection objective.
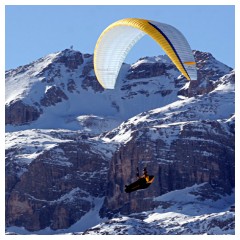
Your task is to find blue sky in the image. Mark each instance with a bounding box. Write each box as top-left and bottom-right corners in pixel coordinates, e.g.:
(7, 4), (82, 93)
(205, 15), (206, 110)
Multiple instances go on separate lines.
(5, 5), (235, 70)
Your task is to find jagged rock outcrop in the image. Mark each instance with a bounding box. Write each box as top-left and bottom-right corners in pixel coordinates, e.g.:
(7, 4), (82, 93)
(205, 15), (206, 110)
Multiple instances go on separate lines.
(54, 49), (84, 70)
(178, 51), (233, 97)
(5, 100), (41, 125)
(127, 61), (174, 79)
(40, 85), (68, 106)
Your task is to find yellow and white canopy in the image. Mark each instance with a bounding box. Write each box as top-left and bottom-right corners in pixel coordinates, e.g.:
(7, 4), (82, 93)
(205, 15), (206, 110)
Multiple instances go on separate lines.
(94, 18), (197, 89)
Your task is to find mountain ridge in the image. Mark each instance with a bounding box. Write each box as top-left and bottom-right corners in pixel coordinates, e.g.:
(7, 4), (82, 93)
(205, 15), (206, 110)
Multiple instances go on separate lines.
(5, 49), (232, 131)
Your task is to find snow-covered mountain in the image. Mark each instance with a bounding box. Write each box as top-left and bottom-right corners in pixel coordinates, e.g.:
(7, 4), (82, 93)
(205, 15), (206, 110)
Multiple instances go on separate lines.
(6, 49), (182, 131)
(5, 49), (231, 131)
(5, 49), (235, 234)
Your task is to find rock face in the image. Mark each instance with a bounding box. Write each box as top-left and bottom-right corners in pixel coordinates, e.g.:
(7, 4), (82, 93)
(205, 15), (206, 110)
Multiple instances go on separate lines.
(40, 85), (68, 107)
(127, 61), (173, 79)
(100, 120), (234, 218)
(54, 49), (84, 70)
(5, 49), (235, 234)
(5, 130), (112, 231)
(99, 70), (235, 219)
(178, 50), (232, 97)
(5, 100), (41, 125)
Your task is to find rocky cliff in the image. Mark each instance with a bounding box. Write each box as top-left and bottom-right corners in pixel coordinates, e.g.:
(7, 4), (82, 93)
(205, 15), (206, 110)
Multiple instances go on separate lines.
(6, 130), (114, 231)
(5, 49), (235, 234)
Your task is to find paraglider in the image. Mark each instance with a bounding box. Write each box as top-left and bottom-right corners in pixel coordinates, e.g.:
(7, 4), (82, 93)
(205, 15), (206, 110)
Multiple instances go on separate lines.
(125, 167), (154, 193)
(94, 18), (197, 89)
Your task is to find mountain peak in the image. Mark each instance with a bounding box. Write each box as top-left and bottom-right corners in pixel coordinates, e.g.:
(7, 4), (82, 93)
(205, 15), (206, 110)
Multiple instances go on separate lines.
(50, 49), (84, 69)
(193, 50), (232, 74)
(131, 55), (172, 68)
(193, 50), (214, 60)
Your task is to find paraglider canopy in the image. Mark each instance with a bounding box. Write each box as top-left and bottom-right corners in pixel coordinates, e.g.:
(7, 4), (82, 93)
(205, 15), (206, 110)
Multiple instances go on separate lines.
(94, 18), (197, 89)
